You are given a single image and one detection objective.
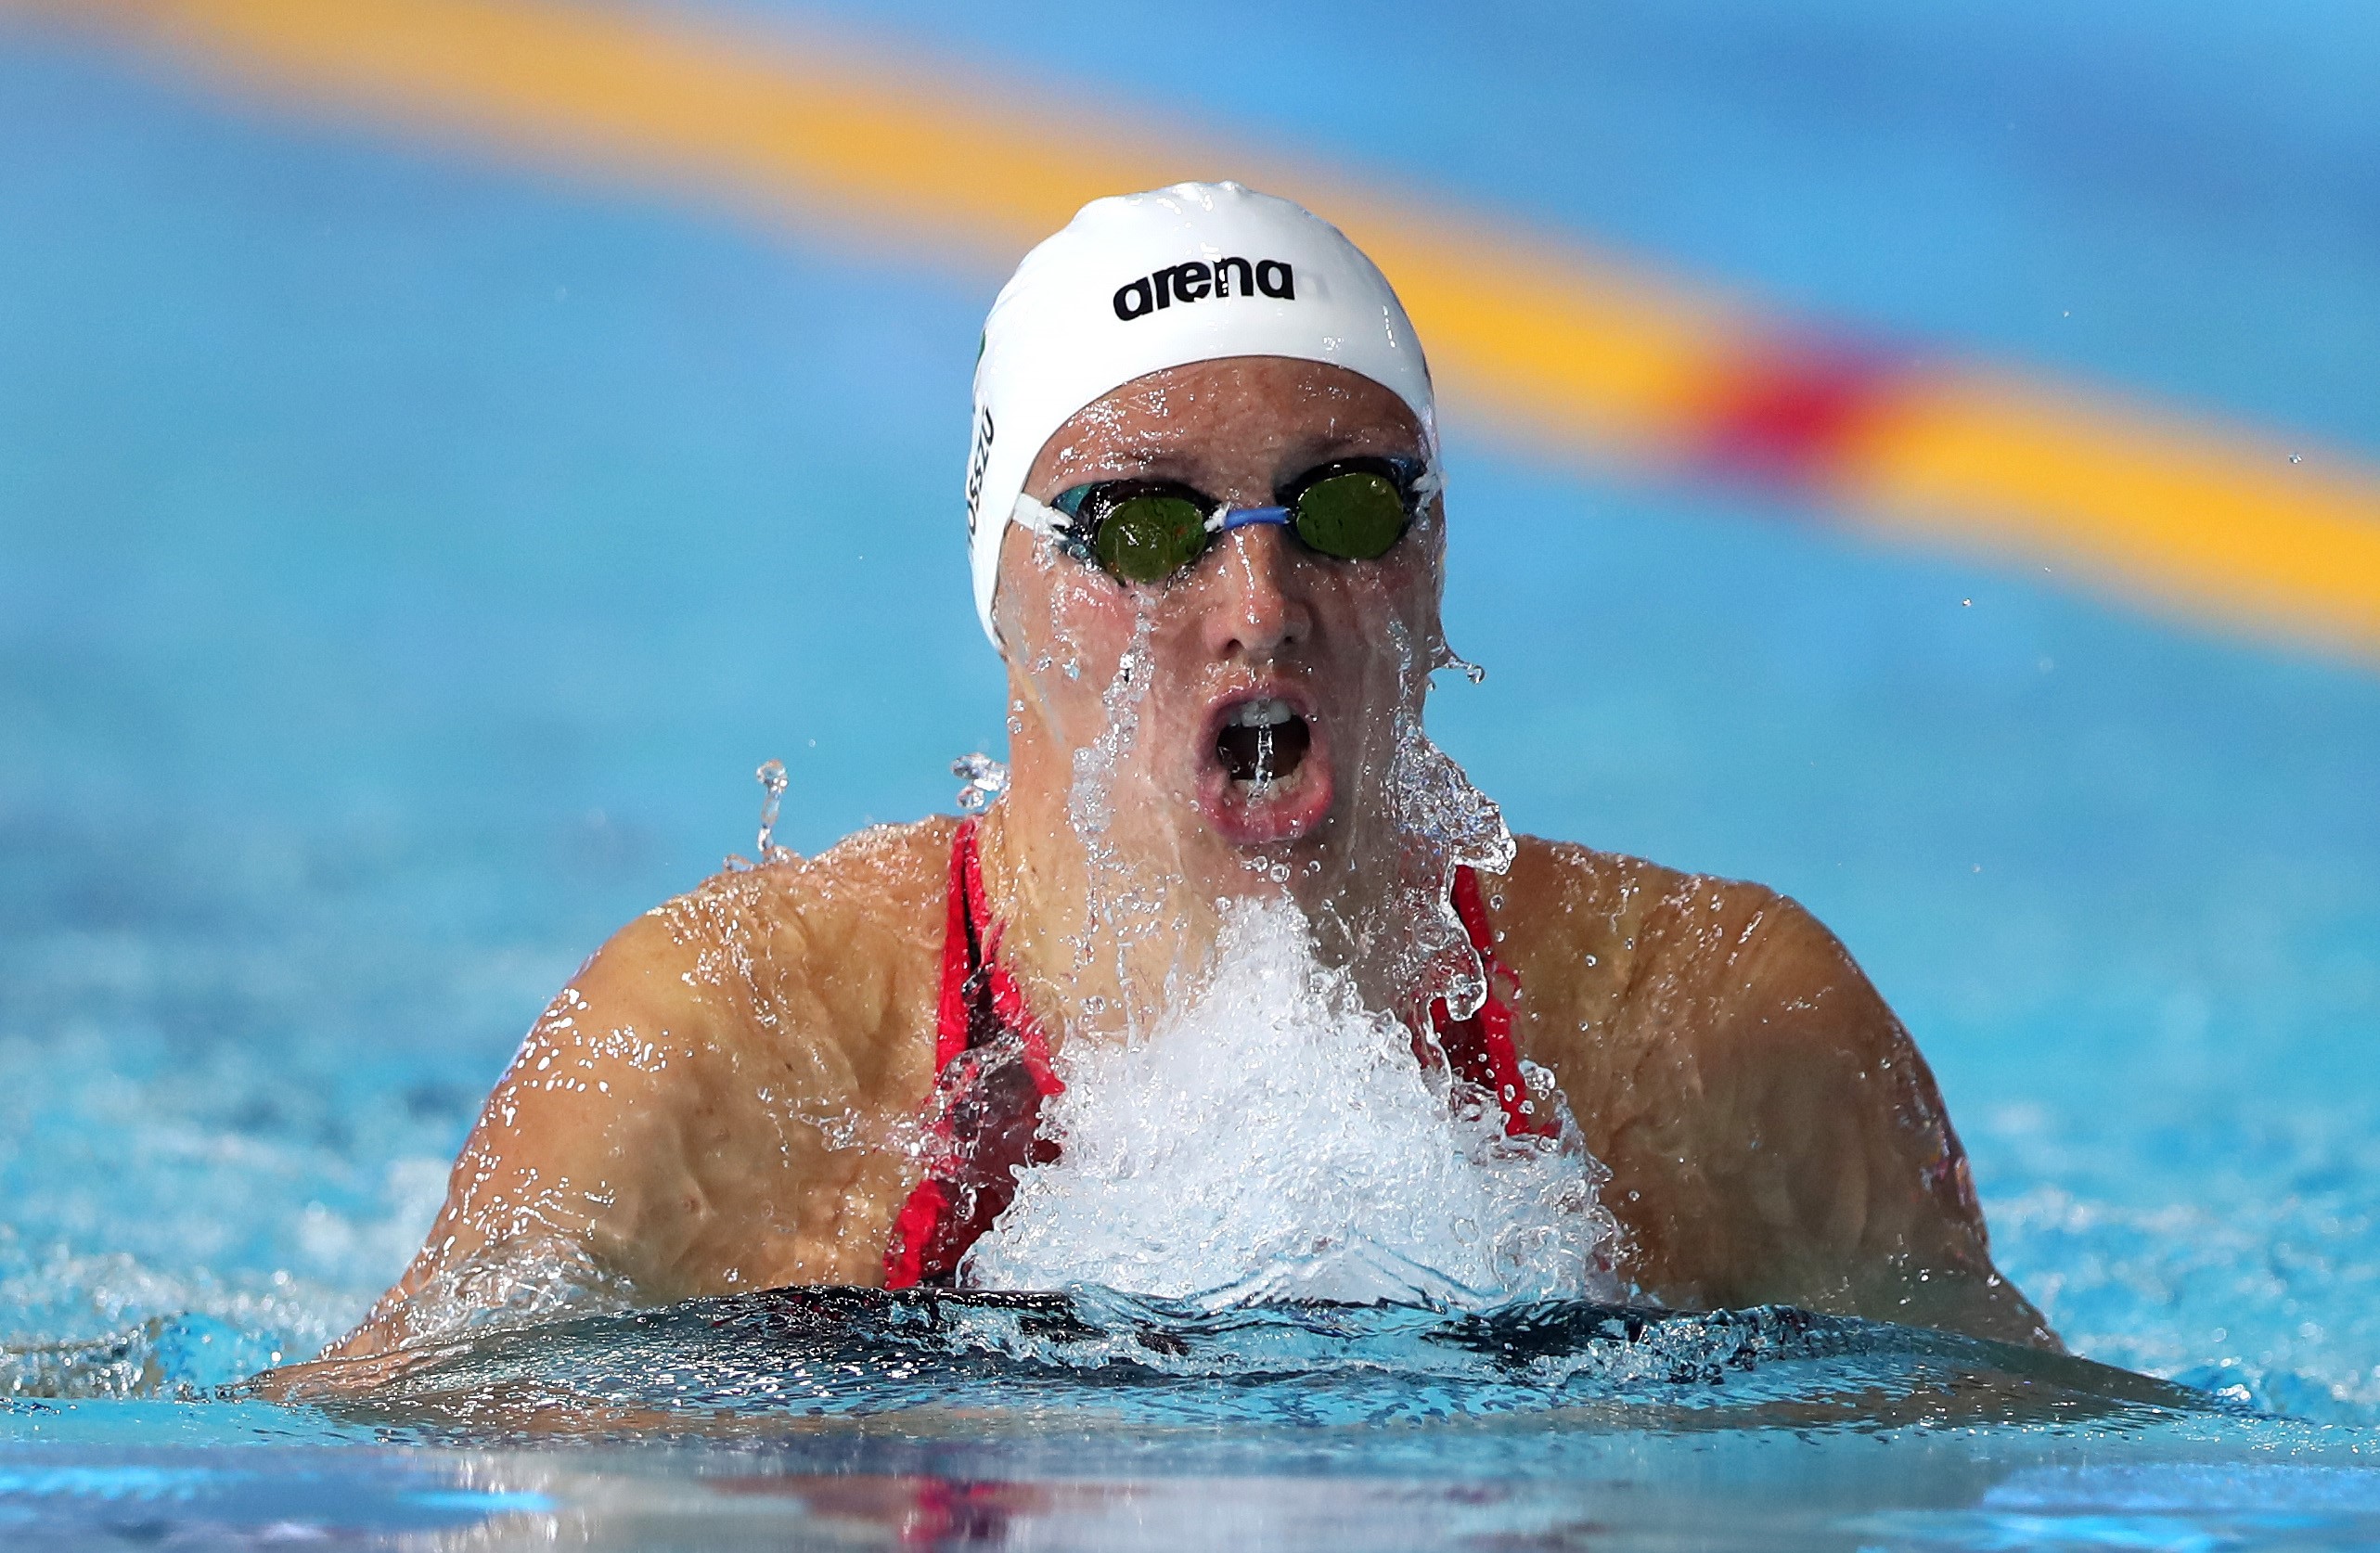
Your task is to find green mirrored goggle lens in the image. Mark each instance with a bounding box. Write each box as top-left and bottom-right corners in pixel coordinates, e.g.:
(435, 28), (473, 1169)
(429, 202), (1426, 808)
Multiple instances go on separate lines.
(1090, 494), (1210, 584)
(1292, 470), (1409, 560)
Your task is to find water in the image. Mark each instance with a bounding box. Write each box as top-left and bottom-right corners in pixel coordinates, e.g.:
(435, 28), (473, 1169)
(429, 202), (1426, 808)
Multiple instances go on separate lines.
(952, 752), (1010, 815)
(744, 760), (795, 867)
(272, 1287), (2198, 1431)
(961, 899), (1620, 1305)
(6, 4), (2380, 1547)
(11, 1290), (2380, 1547)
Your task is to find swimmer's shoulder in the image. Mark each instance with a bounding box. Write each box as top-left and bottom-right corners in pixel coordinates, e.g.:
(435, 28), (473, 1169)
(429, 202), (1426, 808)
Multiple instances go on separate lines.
(631, 815), (957, 967)
(1490, 835), (1872, 1059)
(572, 816), (959, 1086)
(1492, 833), (1796, 979)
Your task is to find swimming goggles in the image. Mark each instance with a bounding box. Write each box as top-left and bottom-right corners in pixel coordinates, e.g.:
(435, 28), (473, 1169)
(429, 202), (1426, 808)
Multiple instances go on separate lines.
(1011, 456), (1438, 586)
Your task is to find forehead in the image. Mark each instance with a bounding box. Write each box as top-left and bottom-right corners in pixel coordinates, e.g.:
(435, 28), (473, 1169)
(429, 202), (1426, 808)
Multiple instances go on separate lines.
(1025, 357), (1425, 488)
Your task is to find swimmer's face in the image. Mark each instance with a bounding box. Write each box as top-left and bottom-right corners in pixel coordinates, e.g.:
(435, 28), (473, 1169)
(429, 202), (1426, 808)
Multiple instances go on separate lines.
(997, 356), (1445, 899)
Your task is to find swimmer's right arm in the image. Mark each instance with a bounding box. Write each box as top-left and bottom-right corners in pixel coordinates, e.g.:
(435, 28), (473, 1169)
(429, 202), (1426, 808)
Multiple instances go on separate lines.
(297, 836), (947, 1383)
(315, 909), (744, 1366)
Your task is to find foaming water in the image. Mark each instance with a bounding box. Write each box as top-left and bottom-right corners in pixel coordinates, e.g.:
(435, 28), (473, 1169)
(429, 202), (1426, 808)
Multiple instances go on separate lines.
(961, 897), (1623, 1306)
(967, 577), (1602, 1305)
(1375, 690), (1516, 1025)
(1060, 623), (1165, 995)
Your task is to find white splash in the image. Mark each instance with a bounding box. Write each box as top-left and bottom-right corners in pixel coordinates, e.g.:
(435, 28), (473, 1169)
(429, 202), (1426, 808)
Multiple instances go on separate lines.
(960, 898), (1625, 1307)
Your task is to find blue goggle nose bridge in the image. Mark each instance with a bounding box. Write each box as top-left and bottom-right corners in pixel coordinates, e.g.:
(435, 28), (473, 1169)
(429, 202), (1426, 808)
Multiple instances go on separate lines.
(1216, 505), (1293, 533)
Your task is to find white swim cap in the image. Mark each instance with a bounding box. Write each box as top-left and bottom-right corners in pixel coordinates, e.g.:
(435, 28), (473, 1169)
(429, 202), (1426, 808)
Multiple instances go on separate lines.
(965, 182), (1436, 648)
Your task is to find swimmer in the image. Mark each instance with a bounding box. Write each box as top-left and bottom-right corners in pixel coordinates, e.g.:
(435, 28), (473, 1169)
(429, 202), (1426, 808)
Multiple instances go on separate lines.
(323, 184), (2055, 1361)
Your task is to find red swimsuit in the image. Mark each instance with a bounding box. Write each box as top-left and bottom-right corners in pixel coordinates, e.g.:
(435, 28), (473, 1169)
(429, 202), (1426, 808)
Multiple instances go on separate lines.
(881, 818), (1550, 1290)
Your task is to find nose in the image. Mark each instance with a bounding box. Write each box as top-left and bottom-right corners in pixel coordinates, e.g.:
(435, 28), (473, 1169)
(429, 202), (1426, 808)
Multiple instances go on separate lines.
(1202, 522), (1311, 660)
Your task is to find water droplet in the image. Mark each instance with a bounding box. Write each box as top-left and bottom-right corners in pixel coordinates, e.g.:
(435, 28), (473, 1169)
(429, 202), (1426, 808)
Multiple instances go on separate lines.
(952, 751), (1010, 815)
(753, 759), (795, 864)
(1434, 643), (1488, 685)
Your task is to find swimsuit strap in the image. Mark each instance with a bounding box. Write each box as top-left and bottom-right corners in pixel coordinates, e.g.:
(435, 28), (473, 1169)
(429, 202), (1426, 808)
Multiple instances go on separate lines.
(1433, 866), (1558, 1137)
(883, 819), (1061, 1290)
(882, 828), (1547, 1290)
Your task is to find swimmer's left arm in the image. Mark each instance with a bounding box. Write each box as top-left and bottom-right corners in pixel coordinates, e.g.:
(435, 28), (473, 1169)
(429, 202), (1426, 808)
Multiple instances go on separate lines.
(1656, 892), (2061, 1351)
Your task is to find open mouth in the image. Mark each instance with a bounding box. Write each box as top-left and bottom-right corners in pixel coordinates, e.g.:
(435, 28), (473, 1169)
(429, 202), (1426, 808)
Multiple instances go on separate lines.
(1197, 688), (1333, 846)
(1216, 698), (1312, 791)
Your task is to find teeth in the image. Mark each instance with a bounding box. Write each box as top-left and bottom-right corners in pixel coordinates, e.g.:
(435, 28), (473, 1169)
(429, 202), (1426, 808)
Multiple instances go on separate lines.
(1227, 698), (1295, 729)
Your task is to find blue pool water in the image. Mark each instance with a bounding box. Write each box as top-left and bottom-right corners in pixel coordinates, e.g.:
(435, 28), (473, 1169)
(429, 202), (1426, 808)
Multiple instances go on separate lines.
(4, 2), (2380, 1545)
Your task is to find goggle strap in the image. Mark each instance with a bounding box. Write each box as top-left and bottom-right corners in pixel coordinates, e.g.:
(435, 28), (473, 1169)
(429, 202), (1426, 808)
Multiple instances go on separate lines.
(1216, 505), (1293, 533)
(1010, 492), (1073, 537)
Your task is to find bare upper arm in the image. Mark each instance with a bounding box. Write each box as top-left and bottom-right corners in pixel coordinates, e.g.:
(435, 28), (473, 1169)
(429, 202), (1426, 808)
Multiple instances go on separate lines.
(1671, 895), (2034, 1325)
(1499, 841), (2056, 1350)
(321, 823), (953, 1364)
(322, 907), (732, 1359)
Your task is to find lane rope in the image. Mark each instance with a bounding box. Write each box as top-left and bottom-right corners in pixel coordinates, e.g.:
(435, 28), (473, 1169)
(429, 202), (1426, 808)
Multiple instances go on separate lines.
(21, 0), (2380, 660)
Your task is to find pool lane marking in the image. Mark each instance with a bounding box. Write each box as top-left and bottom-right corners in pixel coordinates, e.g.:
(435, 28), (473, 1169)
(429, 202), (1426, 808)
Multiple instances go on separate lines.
(26, 0), (2380, 661)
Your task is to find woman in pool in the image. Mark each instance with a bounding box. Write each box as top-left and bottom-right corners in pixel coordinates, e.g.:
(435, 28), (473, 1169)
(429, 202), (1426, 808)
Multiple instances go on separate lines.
(325, 183), (2055, 1359)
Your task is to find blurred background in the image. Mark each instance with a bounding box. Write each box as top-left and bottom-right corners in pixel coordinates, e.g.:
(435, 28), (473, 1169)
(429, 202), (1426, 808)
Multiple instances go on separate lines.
(2, 0), (2376, 1409)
